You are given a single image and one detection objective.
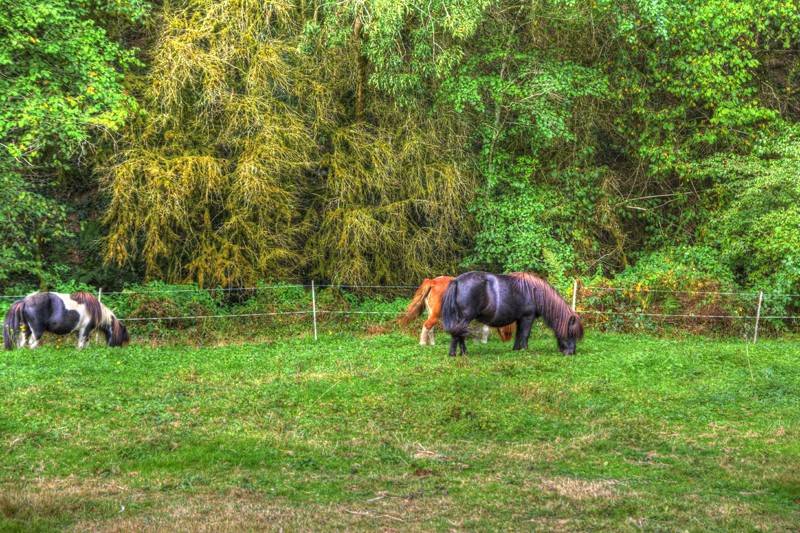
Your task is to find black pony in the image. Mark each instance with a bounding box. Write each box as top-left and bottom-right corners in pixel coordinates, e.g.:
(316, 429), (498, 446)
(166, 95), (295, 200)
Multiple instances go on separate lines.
(442, 271), (583, 356)
(4, 292), (129, 350)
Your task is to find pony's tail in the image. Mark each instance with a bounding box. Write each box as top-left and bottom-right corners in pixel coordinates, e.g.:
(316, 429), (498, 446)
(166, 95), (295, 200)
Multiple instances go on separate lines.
(398, 280), (433, 326)
(3, 301), (24, 350)
(442, 280), (469, 336)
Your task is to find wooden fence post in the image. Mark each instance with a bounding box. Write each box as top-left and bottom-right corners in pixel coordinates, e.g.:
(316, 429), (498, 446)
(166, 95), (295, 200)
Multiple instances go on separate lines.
(571, 279), (578, 312)
(753, 290), (763, 344)
(95, 288), (102, 344)
(311, 280), (318, 341)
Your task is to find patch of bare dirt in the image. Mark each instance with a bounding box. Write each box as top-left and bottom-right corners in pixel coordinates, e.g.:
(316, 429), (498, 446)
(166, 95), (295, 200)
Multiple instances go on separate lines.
(539, 477), (620, 501)
(76, 489), (458, 532)
(0, 477), (132, 521)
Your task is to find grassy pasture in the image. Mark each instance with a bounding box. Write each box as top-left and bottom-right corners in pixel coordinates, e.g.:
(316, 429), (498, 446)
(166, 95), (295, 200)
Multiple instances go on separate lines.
(0, 330), (798, 531)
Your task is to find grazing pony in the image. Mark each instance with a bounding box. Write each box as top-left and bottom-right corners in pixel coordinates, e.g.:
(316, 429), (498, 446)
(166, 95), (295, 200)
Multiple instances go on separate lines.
(3, 292), (129, 350)
(399, 276), (515, 345)
(442, 271), (583, 357)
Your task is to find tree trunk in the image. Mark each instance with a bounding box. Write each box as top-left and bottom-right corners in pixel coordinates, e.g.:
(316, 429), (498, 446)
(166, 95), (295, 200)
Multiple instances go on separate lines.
(353, 17), (367, 122)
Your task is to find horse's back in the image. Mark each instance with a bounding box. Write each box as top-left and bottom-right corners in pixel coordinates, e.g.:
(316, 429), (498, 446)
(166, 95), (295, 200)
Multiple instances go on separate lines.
(452, 271), (536, 327)
(24, 291), (52, 306)
(23, 292), (82, 335)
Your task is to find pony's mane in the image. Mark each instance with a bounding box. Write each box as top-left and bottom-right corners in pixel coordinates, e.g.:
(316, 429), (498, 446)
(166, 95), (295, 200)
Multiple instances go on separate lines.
(70, 292), (112, 326)
(110, 318), (128, 346)
(508, 272), (583, 340)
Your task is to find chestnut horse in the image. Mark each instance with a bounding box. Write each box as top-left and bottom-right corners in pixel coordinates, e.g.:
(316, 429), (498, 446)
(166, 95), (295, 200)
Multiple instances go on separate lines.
(399, 276), (515, 345)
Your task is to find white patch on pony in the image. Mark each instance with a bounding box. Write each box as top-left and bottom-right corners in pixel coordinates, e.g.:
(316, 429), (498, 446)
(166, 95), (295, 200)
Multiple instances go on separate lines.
(480, 324), (490, 344)
(54, 293), (92, 333)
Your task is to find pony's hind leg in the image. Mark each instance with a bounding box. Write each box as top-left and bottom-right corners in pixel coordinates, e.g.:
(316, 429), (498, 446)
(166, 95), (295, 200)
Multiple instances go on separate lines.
(422, 316), (438, 346)
(21, 307), (44, 349)
(420, 325), (435, 345)
(27, 330), (42, 349)
(24, 319), (44, 349)
(16, 327), (29, 349)
(458, 336), (467, 356)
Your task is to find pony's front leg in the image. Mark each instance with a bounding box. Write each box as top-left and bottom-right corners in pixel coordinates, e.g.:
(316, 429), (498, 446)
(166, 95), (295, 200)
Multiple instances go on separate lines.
(76, 327), (91, 349)
(516, 316), (535, 350)
(512, 322), (523, 350)
(449, 335), (459, 357)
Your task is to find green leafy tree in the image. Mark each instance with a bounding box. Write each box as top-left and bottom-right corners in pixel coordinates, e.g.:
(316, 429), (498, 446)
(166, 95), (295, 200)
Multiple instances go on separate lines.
(104, 0), (475, 286)
(0, 167), (70, 285)
(0, 0), (148, 287)
(703, 125), (800, 302)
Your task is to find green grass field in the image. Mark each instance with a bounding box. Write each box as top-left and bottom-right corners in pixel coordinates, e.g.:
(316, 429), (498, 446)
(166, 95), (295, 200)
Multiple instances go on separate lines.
(1, 330), (798, 531)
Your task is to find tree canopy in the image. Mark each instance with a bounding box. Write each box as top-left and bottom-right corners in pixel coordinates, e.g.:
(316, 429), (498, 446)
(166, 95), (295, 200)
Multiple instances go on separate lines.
(2, 0), (800, 299)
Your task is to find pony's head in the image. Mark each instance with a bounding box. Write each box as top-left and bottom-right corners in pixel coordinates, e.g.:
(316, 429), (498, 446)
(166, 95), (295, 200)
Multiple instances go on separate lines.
(105, 318), (129, 347)
(556, 313), (584, 355)
(509, 272), (585, 355)
(71, 292), (129, 347)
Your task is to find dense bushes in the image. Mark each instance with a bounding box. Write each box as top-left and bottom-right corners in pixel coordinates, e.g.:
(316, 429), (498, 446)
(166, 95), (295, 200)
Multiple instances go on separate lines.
(2, 0), (800, 321)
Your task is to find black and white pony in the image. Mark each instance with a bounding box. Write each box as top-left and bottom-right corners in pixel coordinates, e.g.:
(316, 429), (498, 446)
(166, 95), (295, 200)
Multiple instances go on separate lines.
(3, 292), (129, 350)
(442, 271), (584, 357)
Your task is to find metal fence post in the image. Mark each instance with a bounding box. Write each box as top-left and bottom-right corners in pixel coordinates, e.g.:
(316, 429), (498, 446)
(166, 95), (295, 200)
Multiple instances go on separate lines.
(753, 290), (763, 344)
(311, 280), (318, 341)
(571, 279), (578, 312)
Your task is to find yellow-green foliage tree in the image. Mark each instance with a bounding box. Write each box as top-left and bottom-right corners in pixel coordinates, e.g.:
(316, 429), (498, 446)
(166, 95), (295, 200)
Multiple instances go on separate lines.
(105, 0), (474, 287)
